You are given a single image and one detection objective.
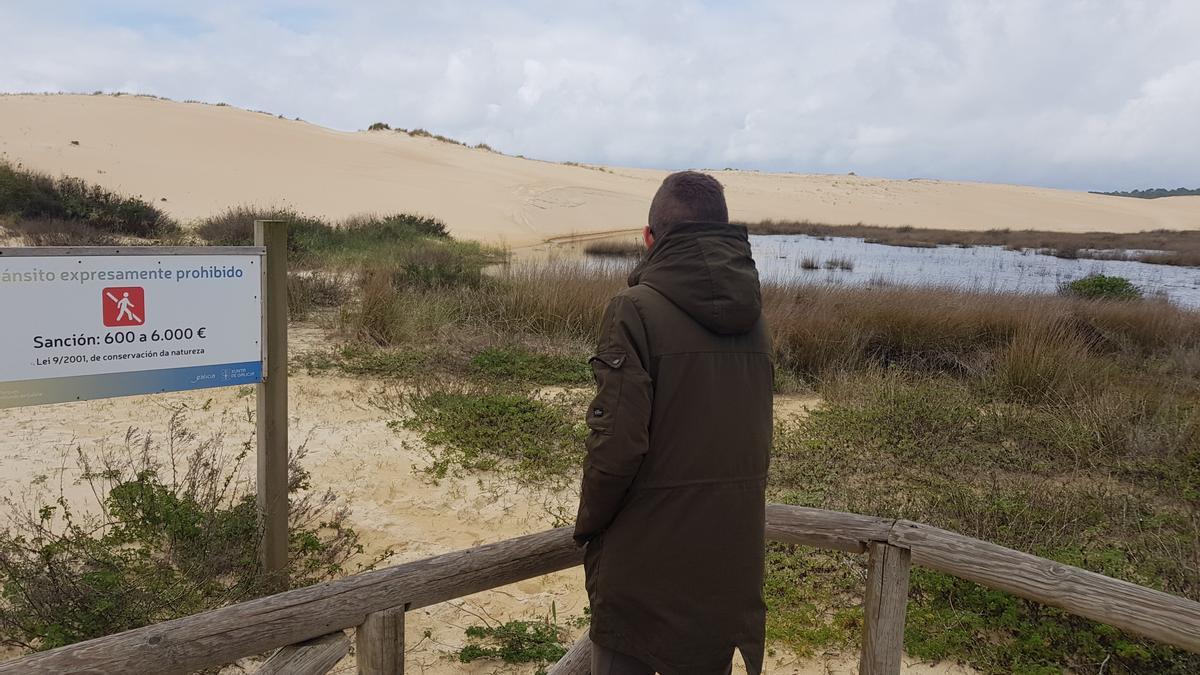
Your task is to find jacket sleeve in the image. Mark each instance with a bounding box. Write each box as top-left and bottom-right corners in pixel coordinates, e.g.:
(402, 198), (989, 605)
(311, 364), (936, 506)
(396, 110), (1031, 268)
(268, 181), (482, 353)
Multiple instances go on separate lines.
(573, 294), (653, 545)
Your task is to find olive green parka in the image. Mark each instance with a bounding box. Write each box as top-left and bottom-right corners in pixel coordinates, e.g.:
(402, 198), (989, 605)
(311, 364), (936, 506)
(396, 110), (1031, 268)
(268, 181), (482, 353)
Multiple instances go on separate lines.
(574, 221), (773, 674)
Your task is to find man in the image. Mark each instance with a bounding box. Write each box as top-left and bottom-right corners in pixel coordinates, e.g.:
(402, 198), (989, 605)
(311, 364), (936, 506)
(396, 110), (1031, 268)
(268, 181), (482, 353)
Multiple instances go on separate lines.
(574, 171), (773, 674)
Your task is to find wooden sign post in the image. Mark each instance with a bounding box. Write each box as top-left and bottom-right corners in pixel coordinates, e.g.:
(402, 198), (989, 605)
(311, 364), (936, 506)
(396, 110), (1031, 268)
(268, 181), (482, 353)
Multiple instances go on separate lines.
(255, 220), (289, 586)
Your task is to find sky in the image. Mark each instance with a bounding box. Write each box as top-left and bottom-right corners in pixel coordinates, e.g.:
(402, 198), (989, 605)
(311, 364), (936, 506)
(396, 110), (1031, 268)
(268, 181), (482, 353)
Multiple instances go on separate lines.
(2, 1), (1198, 191)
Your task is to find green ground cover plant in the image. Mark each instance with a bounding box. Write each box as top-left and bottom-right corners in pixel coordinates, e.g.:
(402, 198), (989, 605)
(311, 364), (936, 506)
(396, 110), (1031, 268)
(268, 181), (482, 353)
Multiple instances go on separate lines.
(458, 619), (570, 673)
(468, 346), (591, 386)
(382, 384), (588, 486)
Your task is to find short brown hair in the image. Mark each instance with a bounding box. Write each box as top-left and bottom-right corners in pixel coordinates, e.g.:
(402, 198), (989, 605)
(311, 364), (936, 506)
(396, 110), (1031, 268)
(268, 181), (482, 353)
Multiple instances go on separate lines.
(647, 171), (728, 234)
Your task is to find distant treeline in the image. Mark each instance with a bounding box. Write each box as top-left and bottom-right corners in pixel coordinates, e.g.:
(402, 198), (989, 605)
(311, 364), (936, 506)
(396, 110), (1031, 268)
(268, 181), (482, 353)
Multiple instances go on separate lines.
(1091, 187), (1200, 199)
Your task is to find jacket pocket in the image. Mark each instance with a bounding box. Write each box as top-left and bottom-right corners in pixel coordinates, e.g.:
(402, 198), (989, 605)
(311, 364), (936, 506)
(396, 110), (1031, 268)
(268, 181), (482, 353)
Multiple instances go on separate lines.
(586, 350), (626, 434)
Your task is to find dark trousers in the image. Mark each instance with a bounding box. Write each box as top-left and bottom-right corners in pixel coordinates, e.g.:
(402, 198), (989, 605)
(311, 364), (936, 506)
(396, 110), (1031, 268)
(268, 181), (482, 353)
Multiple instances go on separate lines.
(591, 643), (734, 675)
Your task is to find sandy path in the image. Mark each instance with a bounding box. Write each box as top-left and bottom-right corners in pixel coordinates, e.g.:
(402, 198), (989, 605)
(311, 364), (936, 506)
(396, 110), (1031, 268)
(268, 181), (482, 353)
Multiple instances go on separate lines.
(0, 346), (973, 673)
(2, 94), (1197, 246)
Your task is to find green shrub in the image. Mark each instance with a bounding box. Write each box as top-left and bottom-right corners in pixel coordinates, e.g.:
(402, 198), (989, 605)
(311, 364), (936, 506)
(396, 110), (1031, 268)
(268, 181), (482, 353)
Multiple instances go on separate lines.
(367, 122), (391, 131)
(0, 161), (175, 238)
(197, 208), (460, 269)
(458, 619), (569, 671)
(0, 411), (382, 653)
(1062, 275), (1142, 301)
(194, 206), (328, 251)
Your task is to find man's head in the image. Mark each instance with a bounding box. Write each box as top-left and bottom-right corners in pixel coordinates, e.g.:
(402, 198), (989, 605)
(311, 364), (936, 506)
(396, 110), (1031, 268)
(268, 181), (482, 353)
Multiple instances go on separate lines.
(644, 171), (728, 248)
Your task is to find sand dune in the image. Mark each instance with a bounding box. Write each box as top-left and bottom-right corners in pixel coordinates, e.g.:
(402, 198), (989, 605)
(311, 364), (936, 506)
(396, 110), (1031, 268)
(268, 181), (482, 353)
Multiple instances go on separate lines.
(2, 94), (1196, 245)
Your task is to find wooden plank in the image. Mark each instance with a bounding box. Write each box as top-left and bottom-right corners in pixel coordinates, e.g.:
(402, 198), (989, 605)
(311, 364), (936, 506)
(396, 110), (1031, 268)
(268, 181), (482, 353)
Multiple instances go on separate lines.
(891, 520), (1200, 654)
(547, 633), (592, 674)
(0, 527), (581, 674)
(255, 220), (289, 587)
(0, 246), (265, 256)
(765, 503), (894, 553)
(859, 542), (911, 675)
(259, 631), (349, 675)
(356, 606), (405, 674)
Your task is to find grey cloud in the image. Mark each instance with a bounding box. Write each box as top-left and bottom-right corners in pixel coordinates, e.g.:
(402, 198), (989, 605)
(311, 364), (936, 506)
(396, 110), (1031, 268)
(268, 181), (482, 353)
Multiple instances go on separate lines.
(1, 0), (1198, 190)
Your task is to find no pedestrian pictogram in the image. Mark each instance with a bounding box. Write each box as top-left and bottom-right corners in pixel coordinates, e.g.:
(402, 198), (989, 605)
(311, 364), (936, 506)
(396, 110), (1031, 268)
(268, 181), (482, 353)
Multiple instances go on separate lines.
(103, 287), (145, 327)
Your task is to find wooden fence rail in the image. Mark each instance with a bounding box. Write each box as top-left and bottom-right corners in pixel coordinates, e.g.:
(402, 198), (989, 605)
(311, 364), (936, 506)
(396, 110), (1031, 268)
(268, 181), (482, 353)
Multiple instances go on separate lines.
(1, 504), (1196, 675)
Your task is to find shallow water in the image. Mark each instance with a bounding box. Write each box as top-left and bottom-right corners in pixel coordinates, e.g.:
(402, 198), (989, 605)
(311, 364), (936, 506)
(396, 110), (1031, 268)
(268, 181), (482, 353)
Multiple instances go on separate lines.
(749, 235), (1200, 307)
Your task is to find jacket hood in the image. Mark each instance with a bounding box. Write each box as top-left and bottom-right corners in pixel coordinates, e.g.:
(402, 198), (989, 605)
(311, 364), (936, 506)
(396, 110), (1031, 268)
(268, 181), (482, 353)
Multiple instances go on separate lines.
(628, 221), (763, 335)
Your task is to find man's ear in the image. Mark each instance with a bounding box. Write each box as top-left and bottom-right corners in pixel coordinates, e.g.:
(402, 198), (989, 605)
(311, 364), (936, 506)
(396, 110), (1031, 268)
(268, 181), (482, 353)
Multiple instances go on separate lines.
(642, 226), (654, 249)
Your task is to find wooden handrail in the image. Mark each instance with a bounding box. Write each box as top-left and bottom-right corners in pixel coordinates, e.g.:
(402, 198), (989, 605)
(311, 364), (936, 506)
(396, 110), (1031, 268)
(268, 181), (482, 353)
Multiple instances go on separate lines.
(893, 519), (1200, 653)
(0, 527), (580, 674)
(1, 504), (1196, 674)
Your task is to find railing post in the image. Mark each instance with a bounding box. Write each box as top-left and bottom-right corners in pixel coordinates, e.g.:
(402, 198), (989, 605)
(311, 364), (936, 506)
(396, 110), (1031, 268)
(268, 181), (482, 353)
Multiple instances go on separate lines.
(860, 541), (911, 675)
(547, 633), (592, 674)
(356, 606), (405, 674)
(254, 219), (289, 588)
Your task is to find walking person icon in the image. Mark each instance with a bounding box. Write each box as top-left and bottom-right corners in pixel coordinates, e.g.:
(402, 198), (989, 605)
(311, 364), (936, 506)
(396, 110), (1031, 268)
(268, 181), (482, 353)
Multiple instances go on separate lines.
(115, 292), (140, 322)
(103, 287), (145, 326)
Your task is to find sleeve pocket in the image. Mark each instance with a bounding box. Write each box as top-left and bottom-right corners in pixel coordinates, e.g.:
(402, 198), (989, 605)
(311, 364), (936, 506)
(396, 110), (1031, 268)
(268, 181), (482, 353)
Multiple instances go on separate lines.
(586, 350), (626, 434)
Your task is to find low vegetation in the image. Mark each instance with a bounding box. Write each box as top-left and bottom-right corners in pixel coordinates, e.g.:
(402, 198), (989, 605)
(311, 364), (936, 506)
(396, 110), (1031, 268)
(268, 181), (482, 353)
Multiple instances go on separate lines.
(458, 618), (570, 673)
(1062, 274), (1142, 300)
(0, 410), (381, 652)
(380, 384), (588, 487)
(1092, 187), (1200, 199)
(582, 238), (644, 258)
(742, 220), (1200, 267)
(194, 206), (496, 320)
(0, 160), (177, 240)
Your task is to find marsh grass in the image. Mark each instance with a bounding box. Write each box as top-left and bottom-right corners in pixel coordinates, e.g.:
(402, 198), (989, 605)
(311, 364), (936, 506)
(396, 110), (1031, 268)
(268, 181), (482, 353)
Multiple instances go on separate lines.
(822, 256), (854, 271)
(762, 284), (1200, 383)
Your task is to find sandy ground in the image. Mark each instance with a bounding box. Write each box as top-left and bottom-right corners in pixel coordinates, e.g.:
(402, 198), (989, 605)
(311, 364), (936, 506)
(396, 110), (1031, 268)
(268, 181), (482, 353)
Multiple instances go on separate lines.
(0, 330), (973, 673)
(2, 94), (1197, 246)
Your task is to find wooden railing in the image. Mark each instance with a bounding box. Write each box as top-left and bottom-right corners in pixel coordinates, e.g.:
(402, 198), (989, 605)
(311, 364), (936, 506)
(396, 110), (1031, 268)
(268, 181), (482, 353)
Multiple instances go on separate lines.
(1, 505), (1197, 675)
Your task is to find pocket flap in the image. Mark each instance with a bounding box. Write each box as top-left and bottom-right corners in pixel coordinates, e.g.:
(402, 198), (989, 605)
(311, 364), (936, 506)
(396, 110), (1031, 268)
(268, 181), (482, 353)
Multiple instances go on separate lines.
(589, 351), (627, 369)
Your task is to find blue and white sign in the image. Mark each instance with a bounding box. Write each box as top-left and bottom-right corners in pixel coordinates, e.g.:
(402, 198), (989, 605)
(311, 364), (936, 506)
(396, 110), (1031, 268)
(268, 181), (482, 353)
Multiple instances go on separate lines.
(0, 252), (263, 408)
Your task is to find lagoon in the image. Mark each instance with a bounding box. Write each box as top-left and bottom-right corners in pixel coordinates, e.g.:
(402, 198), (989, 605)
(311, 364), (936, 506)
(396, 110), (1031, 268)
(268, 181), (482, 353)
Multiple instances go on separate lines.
(750, 235), (1200, 308)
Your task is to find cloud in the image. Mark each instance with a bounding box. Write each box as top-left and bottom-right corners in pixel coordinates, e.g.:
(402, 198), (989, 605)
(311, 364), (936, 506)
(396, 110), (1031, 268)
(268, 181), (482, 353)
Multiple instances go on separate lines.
(2, 0), (1198, 190)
